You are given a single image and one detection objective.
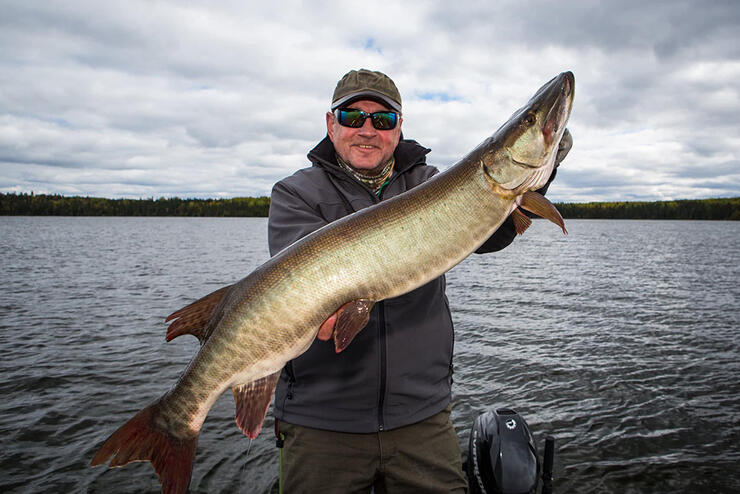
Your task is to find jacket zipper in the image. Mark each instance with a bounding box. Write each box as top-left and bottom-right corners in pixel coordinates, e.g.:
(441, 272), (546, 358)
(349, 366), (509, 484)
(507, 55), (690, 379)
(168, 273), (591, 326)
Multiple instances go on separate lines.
(284, 361), (295, 400)
(377, 300), (387, 431)
(444, 295), (455, 385)
(375, 177), (401, 432)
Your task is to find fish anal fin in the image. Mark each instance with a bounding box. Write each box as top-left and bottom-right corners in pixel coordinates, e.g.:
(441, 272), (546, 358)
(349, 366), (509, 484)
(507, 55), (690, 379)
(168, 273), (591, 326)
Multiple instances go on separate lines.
(232, 371), (281, 439)
(519, 191), (568, 235)
(512, 208), (533, 235)
(333, 299), (375, 353)
(90, 400), (198, 494)
(165, 284), (233, 343)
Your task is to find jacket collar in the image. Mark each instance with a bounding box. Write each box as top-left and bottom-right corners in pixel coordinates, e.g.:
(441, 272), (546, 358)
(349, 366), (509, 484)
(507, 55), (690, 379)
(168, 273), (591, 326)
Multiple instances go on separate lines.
(307, 135), (431, 179)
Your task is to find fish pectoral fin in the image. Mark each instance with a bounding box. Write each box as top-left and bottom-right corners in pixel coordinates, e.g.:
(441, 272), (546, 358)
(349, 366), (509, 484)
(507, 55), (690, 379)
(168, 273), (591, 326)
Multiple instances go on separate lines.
(232, 371), (281, 439)
(165, 284), (233, 343)
(512, 208), (533, 235)
(519, 191), (568, 235)
(332, 299), (375, 353)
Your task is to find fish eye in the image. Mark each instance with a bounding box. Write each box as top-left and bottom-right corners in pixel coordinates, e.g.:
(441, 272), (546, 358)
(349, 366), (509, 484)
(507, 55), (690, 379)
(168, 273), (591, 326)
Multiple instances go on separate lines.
(523, 113), (536, 126)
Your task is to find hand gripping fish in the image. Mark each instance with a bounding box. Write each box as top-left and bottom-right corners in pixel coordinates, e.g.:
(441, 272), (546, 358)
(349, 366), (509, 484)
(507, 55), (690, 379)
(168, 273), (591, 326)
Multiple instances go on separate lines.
(91, 71), (575, 493)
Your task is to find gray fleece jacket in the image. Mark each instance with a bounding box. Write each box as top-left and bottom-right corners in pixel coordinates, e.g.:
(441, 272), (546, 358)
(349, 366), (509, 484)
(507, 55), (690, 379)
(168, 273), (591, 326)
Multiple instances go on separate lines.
(267, 134), (562, 433)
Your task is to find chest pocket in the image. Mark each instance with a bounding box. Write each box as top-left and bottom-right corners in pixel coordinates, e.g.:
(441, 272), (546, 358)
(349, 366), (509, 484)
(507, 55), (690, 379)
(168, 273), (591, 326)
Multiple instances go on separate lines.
(317, 201), (354, 223)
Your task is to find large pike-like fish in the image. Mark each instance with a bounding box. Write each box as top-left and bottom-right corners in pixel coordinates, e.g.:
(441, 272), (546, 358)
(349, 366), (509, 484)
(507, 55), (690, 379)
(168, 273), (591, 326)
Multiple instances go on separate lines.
(91, 71), (575, 493)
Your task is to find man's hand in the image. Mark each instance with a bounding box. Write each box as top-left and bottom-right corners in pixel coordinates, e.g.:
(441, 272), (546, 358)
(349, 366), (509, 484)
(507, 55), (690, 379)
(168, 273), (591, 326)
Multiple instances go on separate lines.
(317, 314), (336, 341)
(556, 128), (572, 166)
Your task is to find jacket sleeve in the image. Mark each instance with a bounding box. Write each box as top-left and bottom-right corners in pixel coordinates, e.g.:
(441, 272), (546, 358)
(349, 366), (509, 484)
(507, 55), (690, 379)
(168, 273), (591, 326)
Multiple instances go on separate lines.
(475, 128), (572, 254)
(268, 179), (329, 256)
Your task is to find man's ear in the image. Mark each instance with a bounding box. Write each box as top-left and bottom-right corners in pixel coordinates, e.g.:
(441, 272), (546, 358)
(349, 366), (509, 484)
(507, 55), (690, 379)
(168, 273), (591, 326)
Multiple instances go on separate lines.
(326, 111), (335, 142)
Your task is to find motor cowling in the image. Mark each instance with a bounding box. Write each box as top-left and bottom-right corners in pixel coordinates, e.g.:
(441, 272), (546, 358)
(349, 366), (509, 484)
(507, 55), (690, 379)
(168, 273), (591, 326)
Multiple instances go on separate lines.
(467, 408), (539, 494)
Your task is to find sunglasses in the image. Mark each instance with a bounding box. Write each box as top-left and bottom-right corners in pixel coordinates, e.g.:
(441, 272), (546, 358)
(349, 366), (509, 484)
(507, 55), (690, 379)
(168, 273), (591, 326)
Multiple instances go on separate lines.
(334, 108), (399, 130)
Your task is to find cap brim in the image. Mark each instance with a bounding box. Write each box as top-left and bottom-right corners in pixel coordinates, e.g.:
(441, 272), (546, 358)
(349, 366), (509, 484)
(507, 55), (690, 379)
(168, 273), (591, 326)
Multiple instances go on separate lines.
(331, 90), (401, 112)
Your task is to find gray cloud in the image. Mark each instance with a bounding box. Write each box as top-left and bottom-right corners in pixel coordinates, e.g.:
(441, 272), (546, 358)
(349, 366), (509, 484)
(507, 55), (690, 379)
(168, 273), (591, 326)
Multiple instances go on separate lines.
(0, 1), (738, 202)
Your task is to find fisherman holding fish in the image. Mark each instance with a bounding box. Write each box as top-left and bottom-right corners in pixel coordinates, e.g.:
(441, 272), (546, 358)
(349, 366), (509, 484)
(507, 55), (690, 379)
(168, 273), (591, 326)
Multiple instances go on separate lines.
(91, 68), (574, 493)
(268, 69), (572, 493)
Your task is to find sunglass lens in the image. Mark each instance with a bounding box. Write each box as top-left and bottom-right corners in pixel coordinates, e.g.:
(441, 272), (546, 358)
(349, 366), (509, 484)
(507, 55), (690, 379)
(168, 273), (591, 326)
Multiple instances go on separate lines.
(372, 112), (397, 130)
(338, 110), (365, 128)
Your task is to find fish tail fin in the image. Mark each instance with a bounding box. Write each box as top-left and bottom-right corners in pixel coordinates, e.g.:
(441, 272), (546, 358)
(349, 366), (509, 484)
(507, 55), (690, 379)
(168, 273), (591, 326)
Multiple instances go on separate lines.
(90, 401), (198, 494)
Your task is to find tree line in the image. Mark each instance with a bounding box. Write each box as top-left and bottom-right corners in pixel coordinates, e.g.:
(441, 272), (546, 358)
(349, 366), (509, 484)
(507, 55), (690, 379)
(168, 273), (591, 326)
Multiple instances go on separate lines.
(555, 197), (739, 220)
(1, 193), (738, 220)
(0, 193), (270, 217)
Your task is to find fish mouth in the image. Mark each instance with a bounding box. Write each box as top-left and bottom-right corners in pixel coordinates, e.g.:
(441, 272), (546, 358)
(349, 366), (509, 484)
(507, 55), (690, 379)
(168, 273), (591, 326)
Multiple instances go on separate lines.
(542, 72), (574, 146)
(506, 72), (574, 188)
(511, 157), (541, 169)
(511, 157), (542, 169)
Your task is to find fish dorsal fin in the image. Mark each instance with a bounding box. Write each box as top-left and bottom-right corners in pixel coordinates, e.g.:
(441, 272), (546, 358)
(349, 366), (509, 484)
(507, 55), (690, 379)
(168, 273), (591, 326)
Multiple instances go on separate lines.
(331, 299), (375, 353)
(165, 284), (233, 343)
(512, 208), (533, 235)
(232, 371), (281, 439)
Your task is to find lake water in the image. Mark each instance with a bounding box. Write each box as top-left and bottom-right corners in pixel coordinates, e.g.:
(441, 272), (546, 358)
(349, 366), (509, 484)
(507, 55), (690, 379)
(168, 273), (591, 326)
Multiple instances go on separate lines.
(1, 217), (738, 493)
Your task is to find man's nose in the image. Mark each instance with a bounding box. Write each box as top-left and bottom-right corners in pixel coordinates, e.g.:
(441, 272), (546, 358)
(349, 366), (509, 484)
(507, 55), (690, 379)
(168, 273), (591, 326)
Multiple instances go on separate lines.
(357, 117), (376, 135)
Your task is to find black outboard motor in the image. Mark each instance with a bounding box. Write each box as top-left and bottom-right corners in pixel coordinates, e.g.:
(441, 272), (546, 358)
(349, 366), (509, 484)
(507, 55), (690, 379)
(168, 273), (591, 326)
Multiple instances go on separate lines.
(467, 408), (553, 494)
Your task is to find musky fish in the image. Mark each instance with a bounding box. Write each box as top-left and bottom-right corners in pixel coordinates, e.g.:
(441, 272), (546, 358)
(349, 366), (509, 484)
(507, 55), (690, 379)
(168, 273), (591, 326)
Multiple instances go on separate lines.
(91, 71), (575, 493)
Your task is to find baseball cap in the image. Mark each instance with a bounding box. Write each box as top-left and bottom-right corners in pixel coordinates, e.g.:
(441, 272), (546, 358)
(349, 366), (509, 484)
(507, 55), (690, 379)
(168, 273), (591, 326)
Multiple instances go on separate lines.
(331, 69), (402, 112)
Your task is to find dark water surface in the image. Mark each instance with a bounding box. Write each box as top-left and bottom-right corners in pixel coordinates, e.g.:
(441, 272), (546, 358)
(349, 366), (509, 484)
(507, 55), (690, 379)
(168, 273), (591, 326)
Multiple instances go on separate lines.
(1, 217), (738, 493)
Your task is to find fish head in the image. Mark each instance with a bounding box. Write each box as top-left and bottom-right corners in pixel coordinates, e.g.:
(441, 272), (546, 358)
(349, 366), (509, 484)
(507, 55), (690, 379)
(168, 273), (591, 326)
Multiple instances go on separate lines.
(478, 71), (574, 195)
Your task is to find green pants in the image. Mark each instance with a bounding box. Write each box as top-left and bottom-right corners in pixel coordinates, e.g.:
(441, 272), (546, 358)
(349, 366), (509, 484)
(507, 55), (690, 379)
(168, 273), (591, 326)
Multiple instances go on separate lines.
(276, 406), (467, 494)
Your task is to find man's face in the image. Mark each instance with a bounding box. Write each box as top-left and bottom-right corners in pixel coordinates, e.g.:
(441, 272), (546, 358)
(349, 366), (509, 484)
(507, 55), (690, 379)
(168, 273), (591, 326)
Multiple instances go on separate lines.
(326, 99), (402, 175)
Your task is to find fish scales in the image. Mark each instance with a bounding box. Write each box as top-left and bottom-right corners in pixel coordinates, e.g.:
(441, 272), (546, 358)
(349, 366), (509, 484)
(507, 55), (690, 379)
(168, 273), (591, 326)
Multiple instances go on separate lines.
(164, 153), (512, 435)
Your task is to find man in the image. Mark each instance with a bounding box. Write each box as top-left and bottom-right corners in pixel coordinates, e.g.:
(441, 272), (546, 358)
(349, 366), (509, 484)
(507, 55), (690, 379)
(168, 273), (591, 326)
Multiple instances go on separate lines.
(268, 69), (572, 493)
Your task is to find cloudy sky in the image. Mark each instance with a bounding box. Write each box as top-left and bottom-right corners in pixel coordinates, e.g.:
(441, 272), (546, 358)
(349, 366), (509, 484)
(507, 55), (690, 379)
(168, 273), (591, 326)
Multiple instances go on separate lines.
(1, 1), (738, 203)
